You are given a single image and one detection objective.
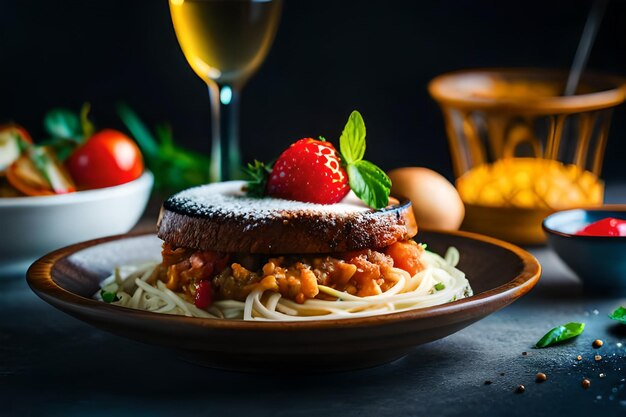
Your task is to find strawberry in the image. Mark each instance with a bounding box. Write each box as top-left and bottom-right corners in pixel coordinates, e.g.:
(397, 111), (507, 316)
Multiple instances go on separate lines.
(266, 138), (349, 204)
(244, 111), (391, 209)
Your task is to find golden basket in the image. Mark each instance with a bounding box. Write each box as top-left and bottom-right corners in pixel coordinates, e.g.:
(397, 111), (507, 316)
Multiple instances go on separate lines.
(429, 69), (626, 244)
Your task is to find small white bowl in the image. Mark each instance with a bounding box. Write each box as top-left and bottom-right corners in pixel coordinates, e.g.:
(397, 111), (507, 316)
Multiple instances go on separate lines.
(0, 171), (153, 275)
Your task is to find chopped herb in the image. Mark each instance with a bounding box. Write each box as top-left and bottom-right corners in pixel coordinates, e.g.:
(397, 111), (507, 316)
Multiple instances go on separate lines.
(609, 306), (626, 324)
(434, 283), (445, 291)
(318, 136), (327, 142)
(243, 160), (273, 197)
(535, 322), (585, 348)
(100, 290), (119, 303)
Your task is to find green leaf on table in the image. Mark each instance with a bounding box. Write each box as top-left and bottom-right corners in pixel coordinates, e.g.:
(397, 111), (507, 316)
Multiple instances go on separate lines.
(535, 322), (585, 348)
(609, 306), (626, 324)
(339, 110), (366, 165)
(44, 108), (81, 140)
(347, 160), (391, 210)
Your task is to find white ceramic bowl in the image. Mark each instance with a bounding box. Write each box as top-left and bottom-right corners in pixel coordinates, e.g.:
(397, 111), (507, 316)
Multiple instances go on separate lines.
(0, 171), (153, 275)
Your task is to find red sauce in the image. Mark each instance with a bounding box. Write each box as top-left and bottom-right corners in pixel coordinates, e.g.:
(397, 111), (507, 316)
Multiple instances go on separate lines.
(575, 217), (626, 237)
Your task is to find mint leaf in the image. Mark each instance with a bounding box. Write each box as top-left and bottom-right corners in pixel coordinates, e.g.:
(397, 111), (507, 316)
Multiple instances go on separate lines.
(339, 110), (366, 164)
(609, 306), (626, 324)
(347, 160), (391, 209)
(535, 322), (585, 348)
(44, 109), (81, 140)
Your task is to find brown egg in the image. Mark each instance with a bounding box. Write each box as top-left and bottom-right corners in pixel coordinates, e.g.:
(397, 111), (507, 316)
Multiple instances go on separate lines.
(388, 167), (465, 230)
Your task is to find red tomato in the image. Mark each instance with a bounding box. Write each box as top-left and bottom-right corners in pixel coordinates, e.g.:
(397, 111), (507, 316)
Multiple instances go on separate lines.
(575, 218), (626, 237)
(194, 280), (213, 309)
(66, 129), (143, 189)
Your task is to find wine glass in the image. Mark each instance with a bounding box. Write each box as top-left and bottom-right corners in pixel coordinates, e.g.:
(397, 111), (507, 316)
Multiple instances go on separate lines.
(169, 0), (283, 182)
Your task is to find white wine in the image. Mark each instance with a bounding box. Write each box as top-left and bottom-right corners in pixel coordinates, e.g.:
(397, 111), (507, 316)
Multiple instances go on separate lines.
(170, 0), (282, 85)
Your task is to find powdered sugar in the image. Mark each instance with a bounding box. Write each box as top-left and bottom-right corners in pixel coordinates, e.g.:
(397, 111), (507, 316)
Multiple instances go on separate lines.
(164, 181), (372, 222)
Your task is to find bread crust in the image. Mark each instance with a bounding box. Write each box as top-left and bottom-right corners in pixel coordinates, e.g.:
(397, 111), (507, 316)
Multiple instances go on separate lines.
(156, 181), (417, 254)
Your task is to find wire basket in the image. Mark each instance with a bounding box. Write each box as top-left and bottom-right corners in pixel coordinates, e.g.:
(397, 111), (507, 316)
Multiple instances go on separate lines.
(429, 69), (626, 244)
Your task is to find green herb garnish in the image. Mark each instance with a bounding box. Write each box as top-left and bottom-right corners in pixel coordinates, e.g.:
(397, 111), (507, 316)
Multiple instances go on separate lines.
(535, 322), (585, 348)
(243, 160), (273, 197)
(117, 103), (211, 193)
(100, 290), (119, 303)
(434, 283), (445, 291)
(339, 111), (391, 209)
(44, 108), (81, 140)
(609, 306), (626, 324)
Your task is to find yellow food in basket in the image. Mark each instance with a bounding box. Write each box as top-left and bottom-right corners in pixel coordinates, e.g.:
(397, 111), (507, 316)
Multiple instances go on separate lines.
(457, 158), (603, 209)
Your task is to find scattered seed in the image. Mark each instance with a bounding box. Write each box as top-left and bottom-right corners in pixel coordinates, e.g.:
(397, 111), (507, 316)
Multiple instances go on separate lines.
(535, 373), (548, 382)
(582, 379), (591, 389)
(515, 384), (525, 393)
(577, 355), (583, 361)
(593, 339), (604, 348)
(484, 380), (493, 385)
(595, 355), (602, 361)
(522, 351), (528, 356)
(599, 373), (606, 378)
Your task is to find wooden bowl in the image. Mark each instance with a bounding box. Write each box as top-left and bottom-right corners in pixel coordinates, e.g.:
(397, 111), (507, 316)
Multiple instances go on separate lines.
(27, 230), (540, 372)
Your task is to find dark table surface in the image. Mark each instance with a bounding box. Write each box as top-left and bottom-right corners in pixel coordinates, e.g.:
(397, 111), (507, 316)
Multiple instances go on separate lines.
(2, 186), (626, 417)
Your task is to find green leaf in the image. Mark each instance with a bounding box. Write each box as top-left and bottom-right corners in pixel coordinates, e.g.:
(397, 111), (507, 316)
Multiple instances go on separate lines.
(116, 103), (212, 193)
(28, 147), (53, 185)
(535, 322), (585, 348)
(609, 306), (626, 324)
(116, 102), (160, 158)
(434, 283), (445, 291)
(243, 160), (273, 197)
(44, 109), (81, 140)
(80, 103), (95, 140)
(38, 137), (81, 162)
(339, 110), (366, 164)
(347, 160), (391, 209)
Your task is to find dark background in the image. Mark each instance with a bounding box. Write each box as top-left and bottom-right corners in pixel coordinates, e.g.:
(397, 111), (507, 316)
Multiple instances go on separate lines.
(1, 0), (626, 181)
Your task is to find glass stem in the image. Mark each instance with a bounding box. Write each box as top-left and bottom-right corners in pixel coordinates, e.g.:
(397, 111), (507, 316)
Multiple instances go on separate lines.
(207, 81), (241, 182)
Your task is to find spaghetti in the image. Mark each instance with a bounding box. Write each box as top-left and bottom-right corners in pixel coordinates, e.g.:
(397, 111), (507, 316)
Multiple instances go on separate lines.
(94, 247), (472, 321)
